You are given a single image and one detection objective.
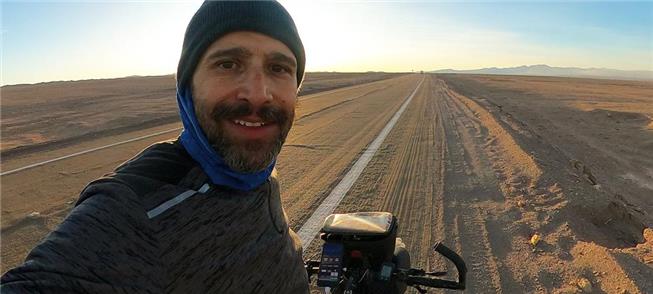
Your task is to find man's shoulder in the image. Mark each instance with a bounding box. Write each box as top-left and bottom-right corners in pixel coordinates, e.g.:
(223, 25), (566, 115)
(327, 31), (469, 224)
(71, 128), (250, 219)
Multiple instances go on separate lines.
(78, 139), (198, 204)
(117, 138), (195, 181)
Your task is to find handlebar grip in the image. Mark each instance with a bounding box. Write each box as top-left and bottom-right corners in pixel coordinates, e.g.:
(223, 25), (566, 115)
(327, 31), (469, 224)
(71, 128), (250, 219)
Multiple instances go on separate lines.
(433, 242), (467, 289)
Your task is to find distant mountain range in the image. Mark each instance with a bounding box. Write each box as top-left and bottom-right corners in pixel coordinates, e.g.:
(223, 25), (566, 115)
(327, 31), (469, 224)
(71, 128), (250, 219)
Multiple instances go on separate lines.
(431, 64), (653, 81)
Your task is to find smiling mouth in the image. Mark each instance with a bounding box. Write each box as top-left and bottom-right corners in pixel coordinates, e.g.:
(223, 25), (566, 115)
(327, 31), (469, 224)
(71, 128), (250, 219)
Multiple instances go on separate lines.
(232, 119), (269, 127)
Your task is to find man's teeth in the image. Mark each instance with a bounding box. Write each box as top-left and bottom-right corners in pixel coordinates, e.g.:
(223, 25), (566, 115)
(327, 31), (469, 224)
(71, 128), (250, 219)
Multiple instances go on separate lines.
(234, 120), (266, 127)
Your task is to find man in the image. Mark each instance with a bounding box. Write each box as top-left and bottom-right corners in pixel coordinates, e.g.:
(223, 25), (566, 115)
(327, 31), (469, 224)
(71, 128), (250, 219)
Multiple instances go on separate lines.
(1, 1), (309, 293)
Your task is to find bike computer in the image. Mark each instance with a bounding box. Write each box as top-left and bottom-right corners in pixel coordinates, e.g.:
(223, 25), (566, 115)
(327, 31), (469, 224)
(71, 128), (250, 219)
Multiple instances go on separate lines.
(317, 242), (344, 287)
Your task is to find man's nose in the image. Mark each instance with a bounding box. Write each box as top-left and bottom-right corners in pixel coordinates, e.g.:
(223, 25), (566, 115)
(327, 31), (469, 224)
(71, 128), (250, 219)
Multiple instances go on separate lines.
(239, 68), (272, 106)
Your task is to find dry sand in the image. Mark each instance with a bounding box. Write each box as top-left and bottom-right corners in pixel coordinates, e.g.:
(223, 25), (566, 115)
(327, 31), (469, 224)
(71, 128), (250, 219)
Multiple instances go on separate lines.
(436, 74), (653, 293)
(0, 72), (399, 157)
(1, 73), (652, 293)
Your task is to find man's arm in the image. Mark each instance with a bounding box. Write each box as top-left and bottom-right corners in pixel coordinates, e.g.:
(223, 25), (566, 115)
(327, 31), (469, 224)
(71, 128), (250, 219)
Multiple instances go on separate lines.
(1, 188), (162, 293)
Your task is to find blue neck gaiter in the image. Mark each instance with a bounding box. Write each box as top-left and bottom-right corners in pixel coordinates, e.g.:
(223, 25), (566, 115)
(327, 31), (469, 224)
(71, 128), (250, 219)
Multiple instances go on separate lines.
(176, 87), (274, 191)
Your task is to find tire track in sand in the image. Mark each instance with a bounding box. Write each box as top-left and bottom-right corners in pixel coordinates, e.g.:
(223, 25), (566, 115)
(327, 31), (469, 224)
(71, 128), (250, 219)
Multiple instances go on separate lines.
(436, 75), (543, 293)
(377, 76), (436, 269)
(319, 75), (525, 292)
(331, 75), (448, 283)
(436, 82), (505, 293)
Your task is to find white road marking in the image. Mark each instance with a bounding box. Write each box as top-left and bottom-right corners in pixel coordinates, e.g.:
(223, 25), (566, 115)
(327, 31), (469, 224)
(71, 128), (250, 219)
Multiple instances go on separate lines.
(297, 77), (424, 252)
(0, 128), (182, 176)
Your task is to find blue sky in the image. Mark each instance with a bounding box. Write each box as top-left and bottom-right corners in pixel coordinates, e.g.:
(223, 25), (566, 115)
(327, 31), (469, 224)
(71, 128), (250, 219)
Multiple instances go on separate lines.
(2, 0), (652, 85)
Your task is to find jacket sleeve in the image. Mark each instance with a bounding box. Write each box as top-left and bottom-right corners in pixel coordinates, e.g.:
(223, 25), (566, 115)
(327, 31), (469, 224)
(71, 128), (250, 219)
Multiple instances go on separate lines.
(1, 183), (162, 293)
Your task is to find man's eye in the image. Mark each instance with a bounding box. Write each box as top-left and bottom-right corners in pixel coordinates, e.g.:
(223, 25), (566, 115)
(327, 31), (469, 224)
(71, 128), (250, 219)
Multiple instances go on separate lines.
(270, 64), (290, 74)
(217, 61), (236, 70)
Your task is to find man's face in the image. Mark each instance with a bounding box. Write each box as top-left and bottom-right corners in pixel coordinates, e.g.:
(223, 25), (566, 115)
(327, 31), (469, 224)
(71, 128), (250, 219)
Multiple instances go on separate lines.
(191, 31), (298, 173)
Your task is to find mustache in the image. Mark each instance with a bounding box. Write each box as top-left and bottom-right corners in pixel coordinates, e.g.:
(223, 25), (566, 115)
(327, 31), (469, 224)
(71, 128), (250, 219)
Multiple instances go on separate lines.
(210, 100), (291, 124)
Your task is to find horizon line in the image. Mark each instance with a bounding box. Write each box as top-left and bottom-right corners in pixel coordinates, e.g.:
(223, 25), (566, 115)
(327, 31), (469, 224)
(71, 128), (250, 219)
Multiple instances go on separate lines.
(3, 64), (652, 87)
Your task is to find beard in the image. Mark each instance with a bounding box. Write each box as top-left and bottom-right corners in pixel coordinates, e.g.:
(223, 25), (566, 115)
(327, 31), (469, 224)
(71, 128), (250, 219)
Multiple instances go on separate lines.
(194, 98), (294, 173)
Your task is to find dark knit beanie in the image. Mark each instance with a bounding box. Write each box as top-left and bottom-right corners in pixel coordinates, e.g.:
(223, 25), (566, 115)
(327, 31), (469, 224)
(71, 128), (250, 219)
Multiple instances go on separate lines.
(177, 0), (305, 89)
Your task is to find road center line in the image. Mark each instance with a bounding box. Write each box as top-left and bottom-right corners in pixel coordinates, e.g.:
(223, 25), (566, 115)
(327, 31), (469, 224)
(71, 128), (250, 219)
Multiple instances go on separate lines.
(0, 128), (182, 176)
(297, 77), (424, 251)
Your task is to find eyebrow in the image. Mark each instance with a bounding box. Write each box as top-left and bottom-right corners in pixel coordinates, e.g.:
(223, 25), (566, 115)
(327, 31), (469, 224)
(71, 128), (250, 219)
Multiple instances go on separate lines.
(204, 47), (253, 63)
(204, 47), (296, 68)
(268, 52), (297, 69)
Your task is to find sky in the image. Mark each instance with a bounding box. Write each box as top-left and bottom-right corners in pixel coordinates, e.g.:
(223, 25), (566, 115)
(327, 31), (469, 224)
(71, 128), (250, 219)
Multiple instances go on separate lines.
(1, 1), (652, 86)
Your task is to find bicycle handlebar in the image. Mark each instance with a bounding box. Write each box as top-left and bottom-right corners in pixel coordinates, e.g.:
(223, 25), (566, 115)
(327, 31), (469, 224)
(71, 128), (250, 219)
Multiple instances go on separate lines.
(305, 242), (467, 291)
(402, 242), (466, 290)
(404, 276), (463, 290)
(433, 242), (466, 288)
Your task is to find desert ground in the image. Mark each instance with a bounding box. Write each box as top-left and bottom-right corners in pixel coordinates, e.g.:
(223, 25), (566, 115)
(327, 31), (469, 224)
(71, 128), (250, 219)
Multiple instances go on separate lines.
(1, 73), (652, 293)
(0, 72), (398, 156)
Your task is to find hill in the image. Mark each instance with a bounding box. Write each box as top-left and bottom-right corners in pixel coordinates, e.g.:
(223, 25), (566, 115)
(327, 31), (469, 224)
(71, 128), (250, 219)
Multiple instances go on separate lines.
(432, 64), (653, 81)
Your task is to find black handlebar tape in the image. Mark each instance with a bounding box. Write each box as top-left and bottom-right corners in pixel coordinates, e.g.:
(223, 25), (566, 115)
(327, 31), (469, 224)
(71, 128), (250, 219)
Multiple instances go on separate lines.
(406, 276), (464, 290)
(433, 242), (467, 289)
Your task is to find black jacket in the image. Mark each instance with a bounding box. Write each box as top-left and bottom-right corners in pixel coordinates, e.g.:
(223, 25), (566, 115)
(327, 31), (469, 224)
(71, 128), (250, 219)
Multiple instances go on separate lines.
(1, 140), (309, 293)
